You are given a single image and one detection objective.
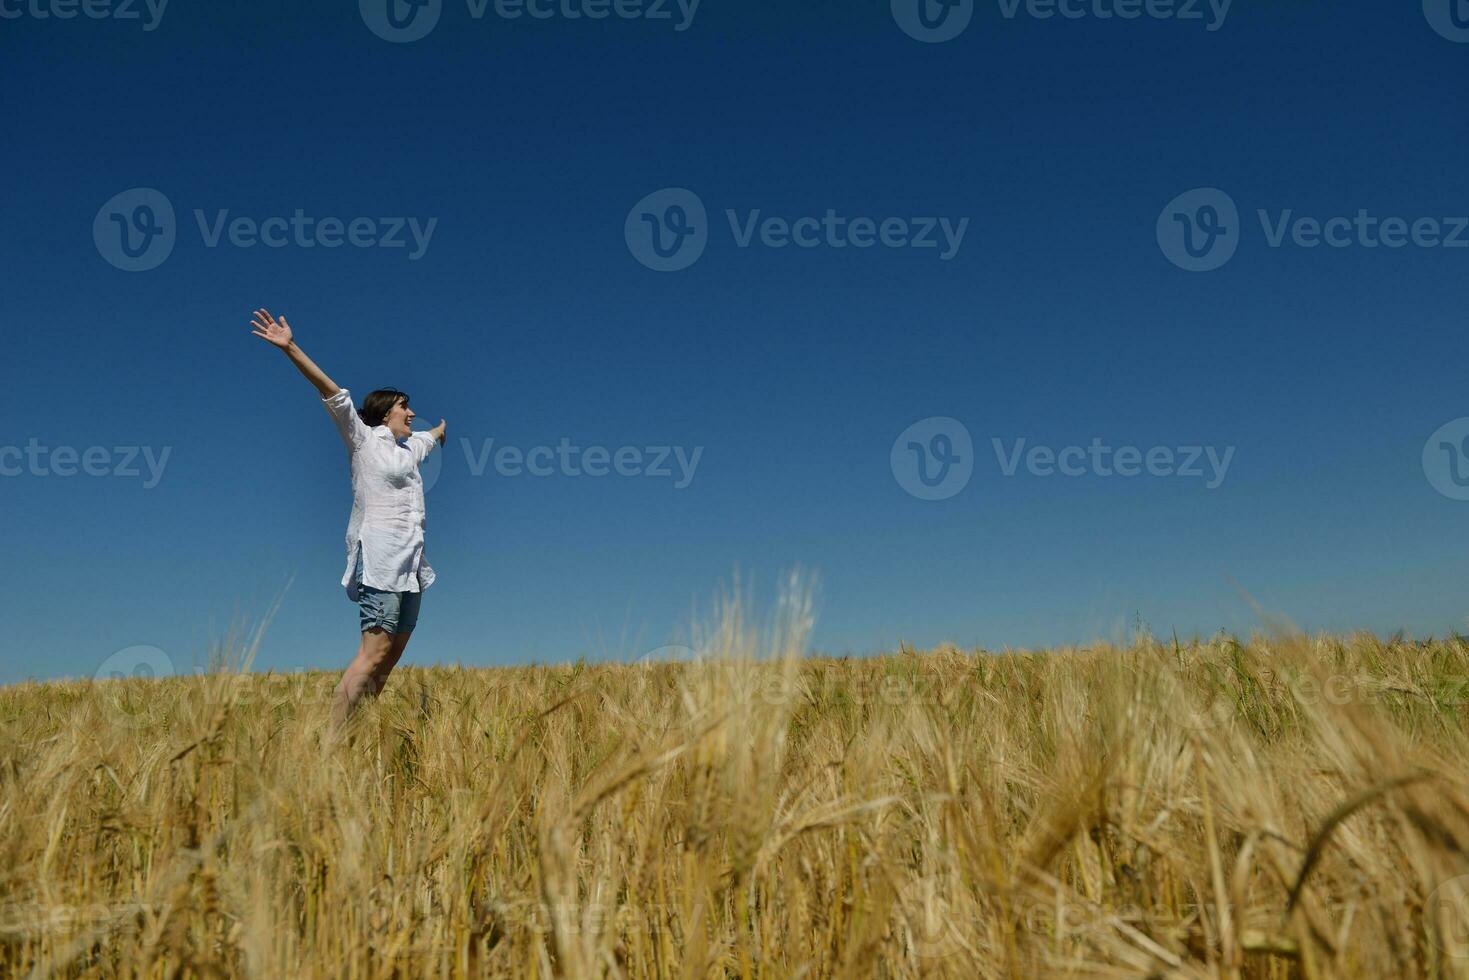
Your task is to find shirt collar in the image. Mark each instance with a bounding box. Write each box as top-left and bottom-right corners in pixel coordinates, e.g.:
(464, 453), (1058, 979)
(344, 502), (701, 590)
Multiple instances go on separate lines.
(370, 425), (399, 443)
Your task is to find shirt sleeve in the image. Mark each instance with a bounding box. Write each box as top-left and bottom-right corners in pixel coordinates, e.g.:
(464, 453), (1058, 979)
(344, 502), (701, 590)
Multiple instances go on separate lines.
(321, 388), (371, 450)
(407, 430), (439, 465)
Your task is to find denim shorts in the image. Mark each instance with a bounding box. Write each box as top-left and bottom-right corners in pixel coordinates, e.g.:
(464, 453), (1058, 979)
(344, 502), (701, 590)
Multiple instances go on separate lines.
(350, 551), (422, 635)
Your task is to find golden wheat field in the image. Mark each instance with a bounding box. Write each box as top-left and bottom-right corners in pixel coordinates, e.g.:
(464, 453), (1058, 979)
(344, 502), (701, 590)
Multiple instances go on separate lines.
(7, 597), (1469, 978)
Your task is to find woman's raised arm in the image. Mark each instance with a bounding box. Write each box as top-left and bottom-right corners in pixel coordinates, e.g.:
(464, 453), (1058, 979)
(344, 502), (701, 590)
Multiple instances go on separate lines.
(250, 308), (339, 398)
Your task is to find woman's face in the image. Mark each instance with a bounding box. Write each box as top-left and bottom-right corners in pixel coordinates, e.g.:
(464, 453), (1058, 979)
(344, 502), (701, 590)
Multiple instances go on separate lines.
(385, 397), (415, 440)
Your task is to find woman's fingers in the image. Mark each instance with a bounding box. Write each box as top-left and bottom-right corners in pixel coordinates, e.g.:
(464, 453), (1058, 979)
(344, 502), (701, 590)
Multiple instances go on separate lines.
(250, 309), (285, 336)
(248, 308), (290, 346)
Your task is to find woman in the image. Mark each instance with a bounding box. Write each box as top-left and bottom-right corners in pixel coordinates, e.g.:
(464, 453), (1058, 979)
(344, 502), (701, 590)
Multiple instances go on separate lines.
(249, 309), (446, 730)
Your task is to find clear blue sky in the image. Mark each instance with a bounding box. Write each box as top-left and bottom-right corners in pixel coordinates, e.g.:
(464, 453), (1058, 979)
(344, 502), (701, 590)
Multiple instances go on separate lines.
(4, 0), (1468, 684)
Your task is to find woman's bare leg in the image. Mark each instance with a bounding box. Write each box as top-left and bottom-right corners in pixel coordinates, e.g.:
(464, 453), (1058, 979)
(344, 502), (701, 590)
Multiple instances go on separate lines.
(380, 631), (414, 687)
(331, 629), (404, 730)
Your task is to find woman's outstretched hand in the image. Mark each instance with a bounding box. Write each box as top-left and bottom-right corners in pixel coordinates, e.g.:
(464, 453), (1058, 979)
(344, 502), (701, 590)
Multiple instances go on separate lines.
(249, 308), (339, 397)
(249, 309), (293, 349)
(431, 419), (447, 446)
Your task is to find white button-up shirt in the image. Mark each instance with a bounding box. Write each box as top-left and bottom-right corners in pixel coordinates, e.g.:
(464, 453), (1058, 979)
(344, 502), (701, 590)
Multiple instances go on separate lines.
(321, 388), (439, 598)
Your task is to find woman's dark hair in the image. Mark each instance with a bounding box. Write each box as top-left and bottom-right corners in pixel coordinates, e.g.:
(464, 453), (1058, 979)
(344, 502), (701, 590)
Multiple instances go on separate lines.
(359, 388), (409, 428)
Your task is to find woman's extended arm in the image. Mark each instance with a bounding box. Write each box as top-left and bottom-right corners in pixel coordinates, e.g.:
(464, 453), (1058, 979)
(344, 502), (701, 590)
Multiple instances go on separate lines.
(249, 308), (339, 397)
